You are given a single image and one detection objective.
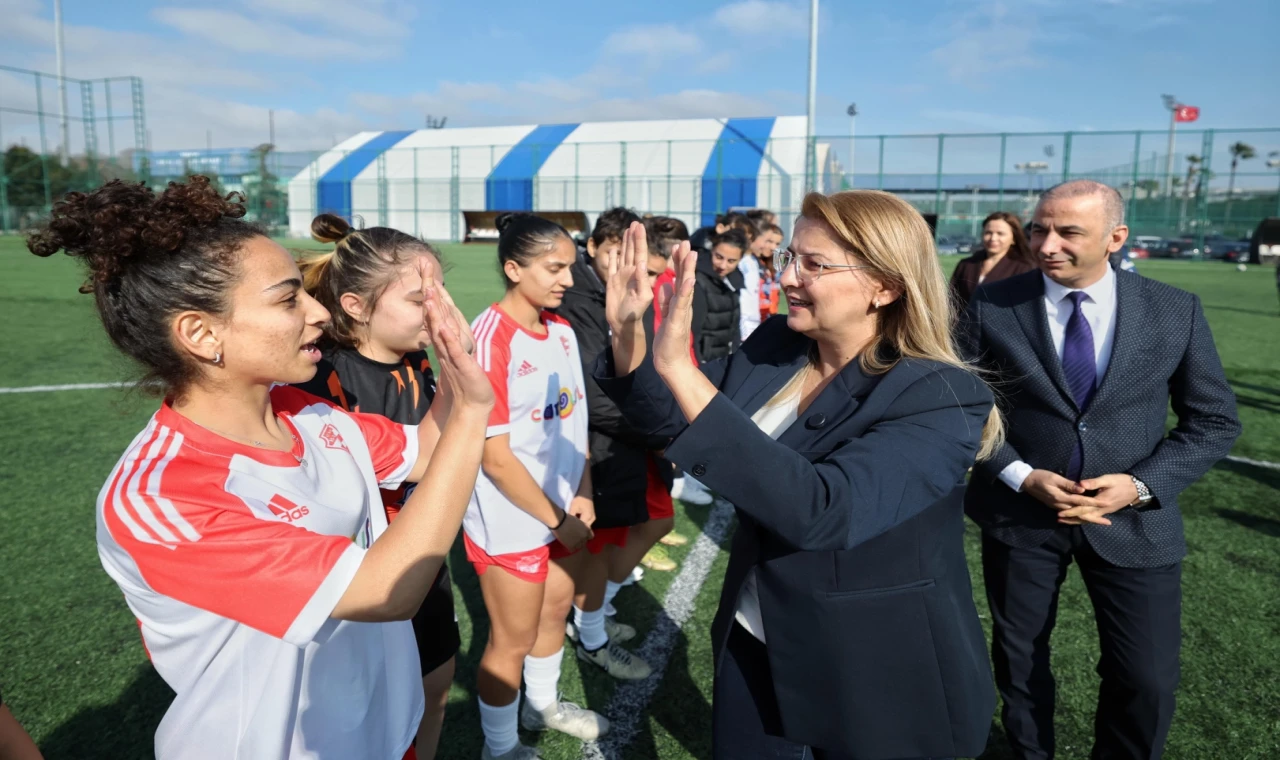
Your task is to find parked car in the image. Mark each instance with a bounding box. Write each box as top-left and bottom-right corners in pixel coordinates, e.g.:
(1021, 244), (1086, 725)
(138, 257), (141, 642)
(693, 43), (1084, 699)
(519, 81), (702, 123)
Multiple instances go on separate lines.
(1218, 241), (1251, 263)
(953, 236), (979, 255)
(1133, 235), (1164, 251)
(1204, 236), (1249, 259)
(935, 236), (964, 255)
(1151, 238), (1202, 258)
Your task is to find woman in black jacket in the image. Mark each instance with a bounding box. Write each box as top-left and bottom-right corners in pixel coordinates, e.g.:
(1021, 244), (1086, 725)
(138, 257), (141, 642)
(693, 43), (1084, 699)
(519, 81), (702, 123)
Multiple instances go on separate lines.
(554, 207), (666, 681)
(692, 228), (748, 362)
(597, 192), (1002, 760)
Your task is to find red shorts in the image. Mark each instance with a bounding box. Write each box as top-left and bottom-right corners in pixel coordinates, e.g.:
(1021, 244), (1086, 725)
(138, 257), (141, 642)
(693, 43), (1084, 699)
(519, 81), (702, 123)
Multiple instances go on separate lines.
(588, 526), (629, 553)
(464, 528), (628, 583)
(645, 456), (675, 521)
(465, 533), (556, 583)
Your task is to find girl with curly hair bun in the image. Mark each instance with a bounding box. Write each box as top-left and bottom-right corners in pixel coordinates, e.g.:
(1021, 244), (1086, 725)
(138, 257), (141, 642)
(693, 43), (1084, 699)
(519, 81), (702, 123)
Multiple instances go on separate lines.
(28, 176), (494, 760)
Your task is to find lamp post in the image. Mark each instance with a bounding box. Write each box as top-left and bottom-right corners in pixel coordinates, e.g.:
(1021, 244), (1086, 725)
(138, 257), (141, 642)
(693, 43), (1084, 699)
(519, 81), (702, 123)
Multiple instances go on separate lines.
(847, 102), (858, 188)
(1162, 94), (1178, 198)
(54, 0), (70, 166)
(966, 184), (985, 237)
(804, 0), (819, 191)
(1015, 161), (1049, 216)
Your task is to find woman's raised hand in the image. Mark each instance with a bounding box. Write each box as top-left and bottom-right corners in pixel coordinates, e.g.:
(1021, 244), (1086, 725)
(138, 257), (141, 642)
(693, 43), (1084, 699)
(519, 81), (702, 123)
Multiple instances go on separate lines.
(417, 256), (476, 356)
(653, 240), (698, 377)
(605, 221), (655, 334)
(423, 274), (493, 411)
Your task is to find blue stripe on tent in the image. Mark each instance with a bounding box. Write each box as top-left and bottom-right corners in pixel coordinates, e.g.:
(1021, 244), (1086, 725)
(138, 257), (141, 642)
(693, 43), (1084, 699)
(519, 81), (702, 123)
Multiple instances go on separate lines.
(700, 117), (778, 227)
(316, 130), (414, 220)
(485, 124), (579, 211)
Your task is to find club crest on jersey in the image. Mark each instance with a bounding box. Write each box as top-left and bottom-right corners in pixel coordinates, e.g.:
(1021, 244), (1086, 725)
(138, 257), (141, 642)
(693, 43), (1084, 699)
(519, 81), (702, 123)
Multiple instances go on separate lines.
(319, 423), (348, 452)
(268, 494), (310, 523)
(531, 386), (584, 422)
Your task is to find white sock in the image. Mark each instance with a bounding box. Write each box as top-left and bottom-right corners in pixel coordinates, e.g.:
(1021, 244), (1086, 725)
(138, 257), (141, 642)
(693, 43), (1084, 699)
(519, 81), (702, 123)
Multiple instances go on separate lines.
(478, 697), (519, 756)
(574, 604), (608, 651)
(603, 580), (623, 612)
(522, 647), (564, 713)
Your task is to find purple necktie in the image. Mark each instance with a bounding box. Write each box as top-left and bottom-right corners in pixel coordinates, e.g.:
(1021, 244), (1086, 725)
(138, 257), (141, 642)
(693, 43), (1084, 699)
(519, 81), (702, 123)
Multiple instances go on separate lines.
(1061, 290), (1095, 479)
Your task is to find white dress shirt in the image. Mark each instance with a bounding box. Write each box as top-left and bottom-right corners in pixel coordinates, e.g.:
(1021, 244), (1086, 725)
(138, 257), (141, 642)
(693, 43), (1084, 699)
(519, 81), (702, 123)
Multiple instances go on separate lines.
(734, 374), (803, 642)
(998, 266), (1119, 492)
(738, 254), (763, 342)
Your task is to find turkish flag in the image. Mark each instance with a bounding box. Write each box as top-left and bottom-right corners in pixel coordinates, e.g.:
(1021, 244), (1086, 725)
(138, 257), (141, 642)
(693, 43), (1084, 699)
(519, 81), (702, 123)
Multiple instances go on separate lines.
(1174, 105), (1200, 123)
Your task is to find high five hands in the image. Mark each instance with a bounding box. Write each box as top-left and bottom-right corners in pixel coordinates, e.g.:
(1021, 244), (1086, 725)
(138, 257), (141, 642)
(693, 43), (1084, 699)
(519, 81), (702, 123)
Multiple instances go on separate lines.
(605, 221), (656, 334)
(417, 256), (492, 411)
(603, 221), (698, 379)
(652, 236), (699, 379)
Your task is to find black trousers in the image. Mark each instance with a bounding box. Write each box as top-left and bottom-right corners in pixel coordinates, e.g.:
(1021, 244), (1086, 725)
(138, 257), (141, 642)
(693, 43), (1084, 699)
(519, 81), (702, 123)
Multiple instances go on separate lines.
(712, 623), (951, 760)
(981, 529), (1182, 760)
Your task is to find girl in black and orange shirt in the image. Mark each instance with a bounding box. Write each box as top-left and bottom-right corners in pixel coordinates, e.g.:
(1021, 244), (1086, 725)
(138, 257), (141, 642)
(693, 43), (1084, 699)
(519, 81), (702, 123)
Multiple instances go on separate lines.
(295, 215), (460, 760)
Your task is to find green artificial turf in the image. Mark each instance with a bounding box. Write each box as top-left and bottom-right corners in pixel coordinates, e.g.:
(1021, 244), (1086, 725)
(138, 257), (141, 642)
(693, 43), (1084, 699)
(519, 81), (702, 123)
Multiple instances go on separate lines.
(1, 236), (1277, 758)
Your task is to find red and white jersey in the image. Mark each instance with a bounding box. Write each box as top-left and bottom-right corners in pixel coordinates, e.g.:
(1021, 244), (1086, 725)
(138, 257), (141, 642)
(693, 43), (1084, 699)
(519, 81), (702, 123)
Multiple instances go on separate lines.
(466, 305), (589, 556)
(96, 385), (422, 760)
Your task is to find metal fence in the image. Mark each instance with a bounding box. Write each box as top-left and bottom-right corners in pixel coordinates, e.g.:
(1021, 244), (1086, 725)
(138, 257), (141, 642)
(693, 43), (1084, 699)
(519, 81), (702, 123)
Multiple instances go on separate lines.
(4, 118), (1278, 247)
(0, 65), (148, 232)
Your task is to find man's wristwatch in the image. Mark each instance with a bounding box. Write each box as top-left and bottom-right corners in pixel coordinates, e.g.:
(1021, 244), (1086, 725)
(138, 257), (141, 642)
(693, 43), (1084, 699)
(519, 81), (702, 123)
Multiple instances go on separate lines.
(1129, 475), (1153, 506)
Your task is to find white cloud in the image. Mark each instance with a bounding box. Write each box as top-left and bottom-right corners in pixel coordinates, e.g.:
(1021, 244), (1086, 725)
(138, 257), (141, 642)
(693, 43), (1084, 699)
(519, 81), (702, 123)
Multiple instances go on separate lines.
(713, 0), (808, 37)
(603, 23), (701, 59)
(243, 0), (416, 39)
(929, 3), (1044, 83)
(151, 7), (388, 60)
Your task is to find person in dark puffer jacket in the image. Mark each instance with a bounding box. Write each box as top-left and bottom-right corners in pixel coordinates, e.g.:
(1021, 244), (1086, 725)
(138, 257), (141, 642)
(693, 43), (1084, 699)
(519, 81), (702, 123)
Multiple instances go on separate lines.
(692, 228), (748, 362)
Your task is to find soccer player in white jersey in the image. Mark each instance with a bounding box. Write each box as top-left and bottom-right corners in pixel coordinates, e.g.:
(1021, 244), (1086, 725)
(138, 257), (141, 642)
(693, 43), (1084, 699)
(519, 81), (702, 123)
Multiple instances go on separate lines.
(26, 176), (493, 760)
(465, 213), (606, 760)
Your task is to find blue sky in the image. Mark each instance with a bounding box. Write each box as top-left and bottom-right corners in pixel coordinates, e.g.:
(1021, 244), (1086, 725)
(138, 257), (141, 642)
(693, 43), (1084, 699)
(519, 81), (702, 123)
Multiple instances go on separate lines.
(0, 0), (1276, 152)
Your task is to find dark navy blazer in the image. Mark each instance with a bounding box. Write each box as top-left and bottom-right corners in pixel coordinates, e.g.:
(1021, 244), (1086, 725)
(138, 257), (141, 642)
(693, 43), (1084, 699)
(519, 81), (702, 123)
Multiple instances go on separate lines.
(595, 315), (997, 759)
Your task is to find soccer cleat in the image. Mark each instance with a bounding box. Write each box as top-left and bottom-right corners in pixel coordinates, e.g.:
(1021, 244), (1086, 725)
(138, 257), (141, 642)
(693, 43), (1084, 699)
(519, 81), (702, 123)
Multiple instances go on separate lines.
(520, 698), (610, 741)
(641, 546), (677, 572)
(481, 742), (541, 760)
(606, 616), (637, 643)
(566, 616), (635, 644)
(577, 640), (653, 680)
(659, 531), (690, 547)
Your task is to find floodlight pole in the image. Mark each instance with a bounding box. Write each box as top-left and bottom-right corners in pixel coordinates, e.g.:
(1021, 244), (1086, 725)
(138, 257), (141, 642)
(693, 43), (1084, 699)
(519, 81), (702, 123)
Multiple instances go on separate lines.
(805, 0), (819, 192)
(54, 0), (70, 166)
(1162, 94), (1177, 198)
(847, 102), (858, 188)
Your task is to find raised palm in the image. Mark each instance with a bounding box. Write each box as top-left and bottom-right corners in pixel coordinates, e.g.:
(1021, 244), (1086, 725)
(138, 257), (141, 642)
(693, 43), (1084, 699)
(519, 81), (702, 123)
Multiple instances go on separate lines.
(605, 221), (655, 333)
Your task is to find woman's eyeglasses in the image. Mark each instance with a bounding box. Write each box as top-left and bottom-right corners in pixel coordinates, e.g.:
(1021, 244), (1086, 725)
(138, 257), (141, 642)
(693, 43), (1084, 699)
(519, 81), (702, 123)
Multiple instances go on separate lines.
(775, 249), (873, 283)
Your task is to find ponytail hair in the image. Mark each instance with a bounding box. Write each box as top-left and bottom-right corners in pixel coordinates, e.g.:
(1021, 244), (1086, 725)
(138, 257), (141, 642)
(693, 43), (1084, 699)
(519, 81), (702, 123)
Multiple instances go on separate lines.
(495, 212), (573, 288)
(299, 213), (441, 348)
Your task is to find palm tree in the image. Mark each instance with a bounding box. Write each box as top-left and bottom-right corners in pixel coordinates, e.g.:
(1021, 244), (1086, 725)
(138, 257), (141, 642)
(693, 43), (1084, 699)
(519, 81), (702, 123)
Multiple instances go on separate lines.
(1137, 179), (1161, 199)
(1225, 141), (1256, 225)
(1180, 155), (1201, 232)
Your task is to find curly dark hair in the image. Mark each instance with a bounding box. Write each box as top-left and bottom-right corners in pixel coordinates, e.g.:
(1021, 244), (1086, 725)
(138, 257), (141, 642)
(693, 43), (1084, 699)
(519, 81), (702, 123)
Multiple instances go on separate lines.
(298, 213), (441, 348)
(26, 176), (266, 398)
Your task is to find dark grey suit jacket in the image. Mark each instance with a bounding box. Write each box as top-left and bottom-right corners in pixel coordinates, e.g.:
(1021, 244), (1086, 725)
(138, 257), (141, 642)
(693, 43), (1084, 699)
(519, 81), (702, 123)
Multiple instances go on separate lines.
(595, 316), (997, 759)
(959, 269), (1241, 568)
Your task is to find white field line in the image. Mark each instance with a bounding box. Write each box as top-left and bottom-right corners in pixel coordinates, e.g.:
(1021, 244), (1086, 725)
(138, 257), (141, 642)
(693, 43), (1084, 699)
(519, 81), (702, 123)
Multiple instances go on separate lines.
(581, 498), (735, 760)
(0, 382), (134, 394)
(1224, 454), (1280, 472)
